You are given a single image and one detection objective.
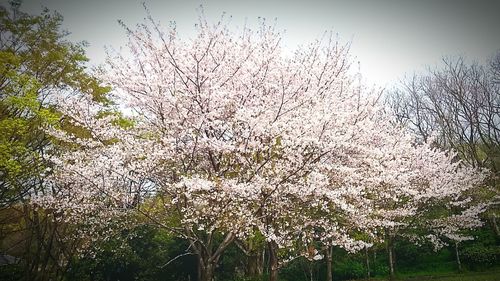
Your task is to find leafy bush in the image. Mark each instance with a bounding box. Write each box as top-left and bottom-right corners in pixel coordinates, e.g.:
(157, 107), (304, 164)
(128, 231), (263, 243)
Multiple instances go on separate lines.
(334, 258), (366, 280)
(461, 245), (500, 270)
(373, 264), (389, 277)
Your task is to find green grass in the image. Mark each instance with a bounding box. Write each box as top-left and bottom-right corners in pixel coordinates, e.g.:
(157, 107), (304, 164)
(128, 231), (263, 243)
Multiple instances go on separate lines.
(355, 269), (500, 281)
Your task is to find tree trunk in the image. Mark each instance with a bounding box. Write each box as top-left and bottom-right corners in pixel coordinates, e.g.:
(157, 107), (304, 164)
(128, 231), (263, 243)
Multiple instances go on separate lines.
(326, 246), (333, 281)
(247, 254), (258, 276)
(197, 253), (216, 281)
(309, 261), (314, 281)
(386, 232), (395, 280)
(260, 247), (265, 275)
(247, 252), (264, 277)
(268, 241), (279, 281)
(199, 262), (215, 281)
(388, 245), (395, 280)
(365, 247), (371, 280)
(197, 257), (202, 281)
(195, 244), (215, 281)
(492, 213), (500, 236)
(194, 232), (235, 281)
(455, 242), (462, 272)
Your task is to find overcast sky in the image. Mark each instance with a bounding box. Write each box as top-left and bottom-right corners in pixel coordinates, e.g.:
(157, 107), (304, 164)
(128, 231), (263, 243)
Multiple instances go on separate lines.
(10, 0), (500, 86)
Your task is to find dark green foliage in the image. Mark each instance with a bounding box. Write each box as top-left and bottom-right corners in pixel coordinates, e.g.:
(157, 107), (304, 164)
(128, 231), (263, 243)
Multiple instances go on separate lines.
(233, 276), (269, 281)
(67, 225), (197, 281)
(59, 225), (499, 280)
(461, 245), (499, 270)
(217, 243), (245, 280)
(394, 240), (455, 274)
(279, 257), (325, 281)
(0, 263), (24, 281)
(373, 264), (390, 277)
(461, 229), (500, 271)
(334, 258), (366, 280)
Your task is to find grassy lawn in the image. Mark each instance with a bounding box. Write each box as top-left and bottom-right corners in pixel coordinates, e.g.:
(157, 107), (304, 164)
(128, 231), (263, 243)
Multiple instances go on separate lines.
(354, 270), (500, 281)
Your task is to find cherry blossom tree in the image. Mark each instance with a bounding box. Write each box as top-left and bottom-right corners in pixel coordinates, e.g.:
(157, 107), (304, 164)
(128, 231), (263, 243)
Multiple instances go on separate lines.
(36, 12), (490, 281)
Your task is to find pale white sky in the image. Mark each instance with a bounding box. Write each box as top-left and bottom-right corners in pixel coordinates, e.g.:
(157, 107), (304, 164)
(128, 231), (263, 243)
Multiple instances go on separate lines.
(10, 0), (500, 87)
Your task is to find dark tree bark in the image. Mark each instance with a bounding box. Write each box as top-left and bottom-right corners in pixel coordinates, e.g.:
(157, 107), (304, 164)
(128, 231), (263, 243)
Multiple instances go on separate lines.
(198, 262), (215, 281)
(326, 245), (333, 281)
(268, 241), (279, 281)
(365, 246), (371, 280)
(235, 239), (265, 277)
(455, 242), (462, 272)
(388, 245), (395, 280)
(386, 232), (396, 280)
(192, 232), (236, 281)
(491, 214), (500, 236)
(246, 251), (264, 276)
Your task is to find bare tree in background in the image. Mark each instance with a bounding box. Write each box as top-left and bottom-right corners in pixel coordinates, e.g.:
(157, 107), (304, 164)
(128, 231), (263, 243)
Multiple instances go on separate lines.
(389, 54), (500, 170)
(388, 53), (500, 234)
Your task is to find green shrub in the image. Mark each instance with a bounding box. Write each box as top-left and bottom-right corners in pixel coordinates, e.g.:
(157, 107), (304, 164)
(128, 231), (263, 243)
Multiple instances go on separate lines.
(461, 245), (500, 270)
(334, 258), (366, 280)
